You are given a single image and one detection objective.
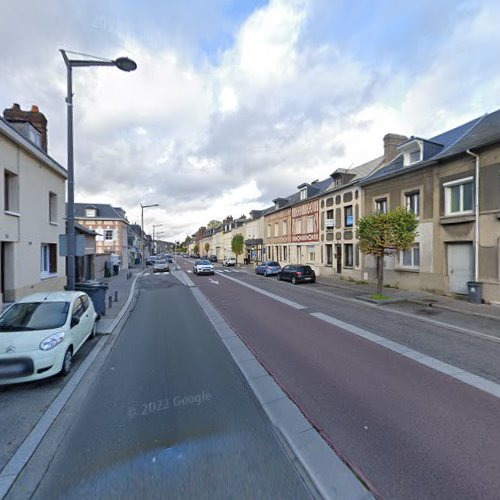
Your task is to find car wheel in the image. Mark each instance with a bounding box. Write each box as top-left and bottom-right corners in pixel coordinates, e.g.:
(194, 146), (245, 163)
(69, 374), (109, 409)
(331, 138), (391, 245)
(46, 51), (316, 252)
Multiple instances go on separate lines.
(264, 271), (268, 277)
(61, 348), (73, 376)
(90, 320), (98, 339)
(311, 278), (316, 284)
(292, 276), (297, 285)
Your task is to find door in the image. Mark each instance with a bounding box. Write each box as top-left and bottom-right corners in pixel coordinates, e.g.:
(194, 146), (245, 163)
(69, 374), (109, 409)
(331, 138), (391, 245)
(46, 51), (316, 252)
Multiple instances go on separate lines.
(447, 243), (473, 294)
(335, 245), (342, 273)
(70, 297), (87, 351)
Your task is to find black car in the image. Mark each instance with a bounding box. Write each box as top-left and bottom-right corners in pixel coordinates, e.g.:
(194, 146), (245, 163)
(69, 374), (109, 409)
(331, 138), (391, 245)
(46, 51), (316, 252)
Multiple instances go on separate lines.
(277, 265), (316, 284)
(209, 255), (218, 262)
(165, 254), (174, 263)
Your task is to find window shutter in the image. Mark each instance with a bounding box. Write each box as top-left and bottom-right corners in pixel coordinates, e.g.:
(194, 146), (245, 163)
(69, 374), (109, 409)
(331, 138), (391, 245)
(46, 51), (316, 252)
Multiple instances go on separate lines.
(49, 244), (57, 273)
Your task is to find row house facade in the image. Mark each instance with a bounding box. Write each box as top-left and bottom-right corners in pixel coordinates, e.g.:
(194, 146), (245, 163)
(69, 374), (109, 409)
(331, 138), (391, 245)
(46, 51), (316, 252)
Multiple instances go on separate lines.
(74, 203), (130, 270)
(361, 111), (500, 303)
(1, 104), (67, 306)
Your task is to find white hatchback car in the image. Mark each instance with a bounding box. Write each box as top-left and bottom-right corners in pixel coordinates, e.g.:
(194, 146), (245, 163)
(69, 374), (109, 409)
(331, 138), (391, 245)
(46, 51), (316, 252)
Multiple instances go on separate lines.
(0, 291), (98, 385)
(223, 257), (237, 267)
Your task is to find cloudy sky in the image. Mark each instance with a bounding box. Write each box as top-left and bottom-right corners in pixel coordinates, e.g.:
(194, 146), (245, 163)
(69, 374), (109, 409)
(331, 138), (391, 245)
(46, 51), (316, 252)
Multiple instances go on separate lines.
(1, 0), (499, 241)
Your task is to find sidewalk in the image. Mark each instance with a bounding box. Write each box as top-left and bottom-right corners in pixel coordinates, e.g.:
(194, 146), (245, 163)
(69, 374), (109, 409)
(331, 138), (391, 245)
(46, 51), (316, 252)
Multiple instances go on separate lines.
(96, 266), (145, 333)
(238, 262), (500, 321)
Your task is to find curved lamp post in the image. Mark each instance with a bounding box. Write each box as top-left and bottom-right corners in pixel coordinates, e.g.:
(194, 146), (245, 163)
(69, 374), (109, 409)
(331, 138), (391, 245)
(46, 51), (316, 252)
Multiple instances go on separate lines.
(61, 49), (137, 290)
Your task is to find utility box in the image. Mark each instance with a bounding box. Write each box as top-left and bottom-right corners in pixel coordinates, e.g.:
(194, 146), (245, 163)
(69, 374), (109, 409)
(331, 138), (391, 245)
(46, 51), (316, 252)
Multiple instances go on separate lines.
(467, 281), (482, 304)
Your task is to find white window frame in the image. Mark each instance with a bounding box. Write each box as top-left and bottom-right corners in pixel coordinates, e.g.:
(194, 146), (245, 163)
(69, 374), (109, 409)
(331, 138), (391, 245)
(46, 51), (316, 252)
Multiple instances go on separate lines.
(308, 245), (316, 263)
(400, 243), (420, 269)
(443, 177), (474, 216)
(267, 224), (271, 238)
(307, 216), (314, 233)
(40, 243), (58, 278)
(49, 192), (58, 224)
(375, 198), (388, 214)
(344, 243), (353, 268)
(300, 188), (307, 200)
(104, 229), (114, 241)
(405, 191), (420, 217)
(274, 222), (279, 237)
(85, 208), (96, 217)
(282, 221), (287, 235)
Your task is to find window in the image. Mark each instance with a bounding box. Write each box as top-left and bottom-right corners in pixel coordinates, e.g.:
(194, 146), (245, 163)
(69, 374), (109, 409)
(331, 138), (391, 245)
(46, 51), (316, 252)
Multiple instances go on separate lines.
(326, 210), (334, 230)
(344, 206), (353, 227)
(300, 188), (307, 200)
(267, 224), (271, 238)
(296, 218), (302, 234)
(4, 170), (19, 213)
(282, 221), (287, 235)
(405, 191), (420, 216)
(401, 243), (420, 268)
(326, 244), (333, 265)
(85, 208), (96, 217)
(49, 192), (57, 223)
(444, 177), (474, 215)
(41, 243), (57, 276)
(376, 198), (387, 214)
(335, 177), (342, 187)
(409, 150), (420, 164)
(344, 244), (353, 267)
(105, 229), (114, 240)
(274, 222), (279, 237)
(283, 245), (287, 260)
(72, 297), (85, 321)
(308, 246), (316, 262)
(307, 216), (314, 233)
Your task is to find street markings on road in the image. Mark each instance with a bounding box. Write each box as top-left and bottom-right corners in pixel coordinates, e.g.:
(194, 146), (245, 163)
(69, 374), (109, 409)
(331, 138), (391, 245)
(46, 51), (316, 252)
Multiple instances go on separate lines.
(310, 312), (500, 400)
(216, 273), (306, 310)
(208, 278), (220, 285)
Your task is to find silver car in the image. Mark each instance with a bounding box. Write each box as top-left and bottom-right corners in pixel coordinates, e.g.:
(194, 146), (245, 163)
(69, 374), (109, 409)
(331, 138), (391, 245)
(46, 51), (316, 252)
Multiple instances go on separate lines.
(153, 259), (170, 273)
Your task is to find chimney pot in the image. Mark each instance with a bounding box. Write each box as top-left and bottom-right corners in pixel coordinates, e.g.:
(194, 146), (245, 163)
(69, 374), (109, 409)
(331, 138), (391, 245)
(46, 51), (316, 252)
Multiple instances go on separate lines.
(31, 105), (39, 113)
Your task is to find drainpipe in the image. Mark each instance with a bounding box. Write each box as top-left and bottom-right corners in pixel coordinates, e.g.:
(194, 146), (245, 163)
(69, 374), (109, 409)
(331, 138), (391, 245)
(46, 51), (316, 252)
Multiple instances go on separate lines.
(466, 149), (480, 282)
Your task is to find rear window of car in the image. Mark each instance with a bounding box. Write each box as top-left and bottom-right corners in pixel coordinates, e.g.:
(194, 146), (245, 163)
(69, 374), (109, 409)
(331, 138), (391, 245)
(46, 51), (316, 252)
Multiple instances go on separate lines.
(297, 266), (313, 273)
(268, 261), (280, 266)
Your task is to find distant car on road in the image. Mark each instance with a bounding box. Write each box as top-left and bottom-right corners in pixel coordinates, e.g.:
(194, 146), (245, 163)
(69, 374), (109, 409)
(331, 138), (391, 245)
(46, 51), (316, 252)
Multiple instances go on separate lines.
(153, 259), (170, 273)
(277, 265), (316, 285)
(255, 261), (281, 277)
(223, 257), (236, 267)
(165, 254), (174, 263)
(146, 256), (157, 266)
(0, 291), (98, 385)
(193, 260), (215, 275)
(209, 255), (218, 262)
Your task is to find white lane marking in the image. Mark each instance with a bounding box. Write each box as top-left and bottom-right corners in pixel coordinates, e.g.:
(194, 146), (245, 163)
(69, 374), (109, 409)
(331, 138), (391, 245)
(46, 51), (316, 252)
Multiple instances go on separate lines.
(208, 279), (219, 285)
(216, 273), (306, 310)
(311, 312), (500, 400)
(187, 270), (192, 273)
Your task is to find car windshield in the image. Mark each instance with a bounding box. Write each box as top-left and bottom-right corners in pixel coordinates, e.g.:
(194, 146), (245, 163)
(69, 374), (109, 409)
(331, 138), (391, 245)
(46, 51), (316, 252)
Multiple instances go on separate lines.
(198, 260), (211, 265)
(155, 260), (167, 265)
(0, 301), (70, 331)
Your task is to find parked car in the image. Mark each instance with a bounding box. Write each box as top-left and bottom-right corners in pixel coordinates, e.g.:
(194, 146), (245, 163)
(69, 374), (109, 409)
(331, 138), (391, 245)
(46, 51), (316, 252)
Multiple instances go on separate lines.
(277, 265), (316, 284)
(193, 260), (215, 275)
(153, 259), (170, 273)
(146, 256), (157, 266)
(0, 291), (98, 385)
(255, 260), (281, 277)
(165, 254), (174, 263)
(209, 255), (218, 262)
(223, 257), (237, 267)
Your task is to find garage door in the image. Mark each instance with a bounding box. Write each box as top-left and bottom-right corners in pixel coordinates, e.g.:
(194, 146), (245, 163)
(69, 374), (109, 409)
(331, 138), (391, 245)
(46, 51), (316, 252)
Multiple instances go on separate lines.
(447, 243), (474, 294)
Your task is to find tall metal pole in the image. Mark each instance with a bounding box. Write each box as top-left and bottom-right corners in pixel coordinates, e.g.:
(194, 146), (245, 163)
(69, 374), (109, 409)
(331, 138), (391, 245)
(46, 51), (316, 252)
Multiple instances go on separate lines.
(141, 205), (145, 263)
(65, 61), (76, 291)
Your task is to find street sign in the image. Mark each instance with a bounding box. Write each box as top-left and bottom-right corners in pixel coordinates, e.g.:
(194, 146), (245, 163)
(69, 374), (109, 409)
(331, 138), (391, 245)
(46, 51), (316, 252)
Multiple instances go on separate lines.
(59, 234), (85, 257)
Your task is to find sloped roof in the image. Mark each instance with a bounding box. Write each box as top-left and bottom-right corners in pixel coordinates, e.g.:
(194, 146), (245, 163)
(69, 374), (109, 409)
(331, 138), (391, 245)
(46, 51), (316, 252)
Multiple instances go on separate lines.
(362, 110), (500, 185)
(72, 203), (129, 222)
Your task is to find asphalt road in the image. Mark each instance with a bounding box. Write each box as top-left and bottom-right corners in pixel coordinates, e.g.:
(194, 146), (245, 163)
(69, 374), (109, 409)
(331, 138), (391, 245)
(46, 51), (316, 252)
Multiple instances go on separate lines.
(7, 272), (311, 500)
(180, 259), (500, 500)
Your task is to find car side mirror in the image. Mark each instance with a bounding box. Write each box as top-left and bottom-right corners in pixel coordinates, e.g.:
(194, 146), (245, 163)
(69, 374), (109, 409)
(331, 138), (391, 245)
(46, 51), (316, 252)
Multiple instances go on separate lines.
(71, 317), (80, 328)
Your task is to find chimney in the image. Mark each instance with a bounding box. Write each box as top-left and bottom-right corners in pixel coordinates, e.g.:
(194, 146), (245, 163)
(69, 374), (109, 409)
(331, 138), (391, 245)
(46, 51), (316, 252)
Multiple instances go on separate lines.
(383, 133), (408, 164)
(3, 103), (48, 152)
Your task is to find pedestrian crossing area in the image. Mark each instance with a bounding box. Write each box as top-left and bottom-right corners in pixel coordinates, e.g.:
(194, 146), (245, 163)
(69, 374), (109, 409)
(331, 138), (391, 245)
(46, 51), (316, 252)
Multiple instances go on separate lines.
(216, 269), (248, 274)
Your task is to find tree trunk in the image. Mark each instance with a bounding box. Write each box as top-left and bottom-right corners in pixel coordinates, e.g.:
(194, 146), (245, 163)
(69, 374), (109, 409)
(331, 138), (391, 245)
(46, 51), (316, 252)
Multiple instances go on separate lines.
(377, 254), (384, 295)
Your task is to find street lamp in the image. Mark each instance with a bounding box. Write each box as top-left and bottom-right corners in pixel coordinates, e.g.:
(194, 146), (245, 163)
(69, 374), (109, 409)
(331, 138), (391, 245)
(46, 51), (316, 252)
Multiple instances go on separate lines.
(152, 224), (163, 255)
(61, 49), (137, 291)
(140, 203), (159, 262)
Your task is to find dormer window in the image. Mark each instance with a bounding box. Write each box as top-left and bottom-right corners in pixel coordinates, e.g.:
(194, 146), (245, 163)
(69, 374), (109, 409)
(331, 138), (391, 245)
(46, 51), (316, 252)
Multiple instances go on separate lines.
(300, 188), (307, 200)
(397, 138), (423, 166)
(85, 207), (96, 217)
(335, 177), (342, 187)
(275, 202), (279, 210)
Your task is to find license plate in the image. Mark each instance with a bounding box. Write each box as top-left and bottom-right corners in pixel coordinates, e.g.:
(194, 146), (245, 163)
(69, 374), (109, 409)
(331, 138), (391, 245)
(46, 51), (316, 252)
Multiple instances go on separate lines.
(0, 364), (27, 377)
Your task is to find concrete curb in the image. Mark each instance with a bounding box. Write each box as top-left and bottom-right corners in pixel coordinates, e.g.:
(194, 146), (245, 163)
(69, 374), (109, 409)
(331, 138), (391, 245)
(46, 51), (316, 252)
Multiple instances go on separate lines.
(175, 268), (373, 500)
(97, 271), (146, 334)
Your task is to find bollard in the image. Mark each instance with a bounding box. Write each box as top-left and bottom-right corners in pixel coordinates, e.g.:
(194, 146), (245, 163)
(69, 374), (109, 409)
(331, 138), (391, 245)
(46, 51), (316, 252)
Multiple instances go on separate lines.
(114, 291), (118, 302)
(108, 296), (112, 309)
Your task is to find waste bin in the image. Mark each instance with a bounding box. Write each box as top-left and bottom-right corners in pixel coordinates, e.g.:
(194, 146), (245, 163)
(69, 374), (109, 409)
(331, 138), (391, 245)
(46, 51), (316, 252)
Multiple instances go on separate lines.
(467, 281), (482, 304)
(75, 281), (109, 316)
(113, 264), (120, 276)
